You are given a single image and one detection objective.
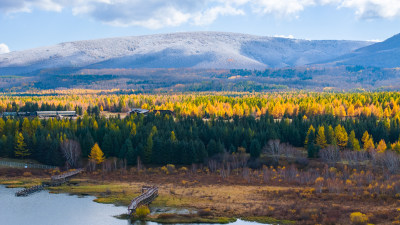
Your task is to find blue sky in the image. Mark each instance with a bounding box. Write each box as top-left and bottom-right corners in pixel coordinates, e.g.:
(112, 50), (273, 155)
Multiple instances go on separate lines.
(0, 0), (399, 53)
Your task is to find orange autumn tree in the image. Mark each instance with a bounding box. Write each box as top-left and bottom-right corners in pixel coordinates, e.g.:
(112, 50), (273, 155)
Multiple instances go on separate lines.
(89, 143), (105, 164)
(376, 140), (387, 153)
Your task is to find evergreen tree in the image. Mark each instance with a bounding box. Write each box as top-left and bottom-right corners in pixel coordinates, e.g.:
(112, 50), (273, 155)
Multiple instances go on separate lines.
(207, 139), (217, 156)
(348, 130), (357, 150)
(307, 129), (318, 158)
(326, 125), (335, 145)
(144, 134), (154, 163)
(305, 125), (315, 148)
(119, 138), (133, 159)
(249, 139), (261, 158)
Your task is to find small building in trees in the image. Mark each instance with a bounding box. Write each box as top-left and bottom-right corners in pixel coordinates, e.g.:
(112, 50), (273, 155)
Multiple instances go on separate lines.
(1, 112), (17, 117)
(128, 108), (150, 115)
(35, 111), (77, 119)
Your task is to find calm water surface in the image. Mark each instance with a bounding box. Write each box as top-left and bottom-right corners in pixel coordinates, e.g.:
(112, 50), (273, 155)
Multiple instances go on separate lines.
(0, 185), (264, 225)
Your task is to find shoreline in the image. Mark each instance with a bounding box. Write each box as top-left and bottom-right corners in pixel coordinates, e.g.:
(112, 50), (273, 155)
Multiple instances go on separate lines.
(1, 168), (399, 224)
(0, 176), (296, 224)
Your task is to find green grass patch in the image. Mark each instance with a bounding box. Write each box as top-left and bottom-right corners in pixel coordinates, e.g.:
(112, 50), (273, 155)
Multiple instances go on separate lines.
(243, 216), (296, 225)
(48, 182), (140, 206)
(0, 179), (43, 188)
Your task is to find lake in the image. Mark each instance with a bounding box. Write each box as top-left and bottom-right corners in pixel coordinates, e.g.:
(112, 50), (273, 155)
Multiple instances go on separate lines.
(0, 185), (264, 225)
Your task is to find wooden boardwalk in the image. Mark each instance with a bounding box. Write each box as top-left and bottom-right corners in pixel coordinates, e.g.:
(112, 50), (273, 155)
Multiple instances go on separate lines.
(51, 168), (84, 181)
(128, 186), (159, 214)
(15, 185), (44, 196)
(15, 168), (84, 197)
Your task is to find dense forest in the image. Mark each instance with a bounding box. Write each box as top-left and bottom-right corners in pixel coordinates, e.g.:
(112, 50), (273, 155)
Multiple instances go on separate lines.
(1, 91), (400, 169)
(1, 66), (400, 92)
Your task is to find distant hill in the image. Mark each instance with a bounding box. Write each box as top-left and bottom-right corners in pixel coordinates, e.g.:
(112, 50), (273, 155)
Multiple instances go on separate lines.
(321, 33), (400, 68)
(0, 32), (371, 75)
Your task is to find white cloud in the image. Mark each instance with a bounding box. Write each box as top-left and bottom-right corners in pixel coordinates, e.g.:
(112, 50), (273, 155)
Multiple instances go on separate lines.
(0, 0), (400, 29)
(322, 0), (400, 19)
(252, 0), (316, 16)
(0, 43), (10, 54)
(193, 5), (245, 26)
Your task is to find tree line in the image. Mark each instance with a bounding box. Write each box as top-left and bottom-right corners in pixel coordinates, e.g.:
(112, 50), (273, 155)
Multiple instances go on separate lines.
(1, 110), (400, 167)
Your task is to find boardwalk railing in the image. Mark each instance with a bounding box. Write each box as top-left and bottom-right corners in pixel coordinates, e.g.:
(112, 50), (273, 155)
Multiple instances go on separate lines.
(0, 160), (57, 169)
(51, 168), (84, 180)
(128, 186), (159, 214)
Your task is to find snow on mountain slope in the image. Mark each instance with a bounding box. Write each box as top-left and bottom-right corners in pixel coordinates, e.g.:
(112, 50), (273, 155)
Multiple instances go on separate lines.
(0, 32), (372, 74)
(323, 33), (400, 68)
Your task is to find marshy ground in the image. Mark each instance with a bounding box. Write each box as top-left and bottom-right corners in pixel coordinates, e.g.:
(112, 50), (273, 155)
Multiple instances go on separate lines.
(1, 167), (399, 225)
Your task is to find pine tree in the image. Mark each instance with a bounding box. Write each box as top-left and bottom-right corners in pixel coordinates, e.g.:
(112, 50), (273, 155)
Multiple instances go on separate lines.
(304, 125), (315, 147)
(119, 138), (133, 159)
(316, 126), (327, 149)
(89, 143), (105, 164)
(14, 132), (29, 158)
(250, 139), (261, 158)
(307, 129), (318, 158)
(144, 135), (153, 163)
(326, 125), (335, 145)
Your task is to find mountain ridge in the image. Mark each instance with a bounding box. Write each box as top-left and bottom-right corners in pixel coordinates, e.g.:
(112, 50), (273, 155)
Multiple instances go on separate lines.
(0, 32), (372, 74)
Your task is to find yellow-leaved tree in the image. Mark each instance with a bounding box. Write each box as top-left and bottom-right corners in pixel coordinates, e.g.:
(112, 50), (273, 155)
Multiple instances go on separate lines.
(316, 126), (327, 149)
(376, 139), (387, 153)
(89, 143), (105, 164)
(334, 125), (348, 149)
(14, 132), (29, 158)
(361, 131), (374, 151)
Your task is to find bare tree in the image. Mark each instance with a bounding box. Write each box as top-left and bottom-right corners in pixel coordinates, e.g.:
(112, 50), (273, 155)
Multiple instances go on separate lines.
(319, 146), (340, 166)
(265, 139), (281, 163)
(373, 150), (400, 173)
(60, 140), (82, 169)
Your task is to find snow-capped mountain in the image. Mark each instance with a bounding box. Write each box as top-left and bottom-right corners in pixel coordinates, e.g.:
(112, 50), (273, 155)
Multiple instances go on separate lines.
(0, 32), (372, 74)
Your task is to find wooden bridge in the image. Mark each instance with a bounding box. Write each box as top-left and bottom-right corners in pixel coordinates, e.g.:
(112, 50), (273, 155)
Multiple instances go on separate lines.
(15, 168), (84, 197)
(128, 186), (159, 214)
(51, 168), (84, 181)
(15, 185), (45, 197)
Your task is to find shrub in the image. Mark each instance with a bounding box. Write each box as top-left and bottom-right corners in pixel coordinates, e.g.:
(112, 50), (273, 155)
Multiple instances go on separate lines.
(179, 166), (188, 173)
(161, 166), (168, 174)
(315, 177), (324, 193)
(135, 205), (150, 219)
(23, 171), (32, 177)
(198, 208), (212, 217)
(350, 212), (368, 225)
